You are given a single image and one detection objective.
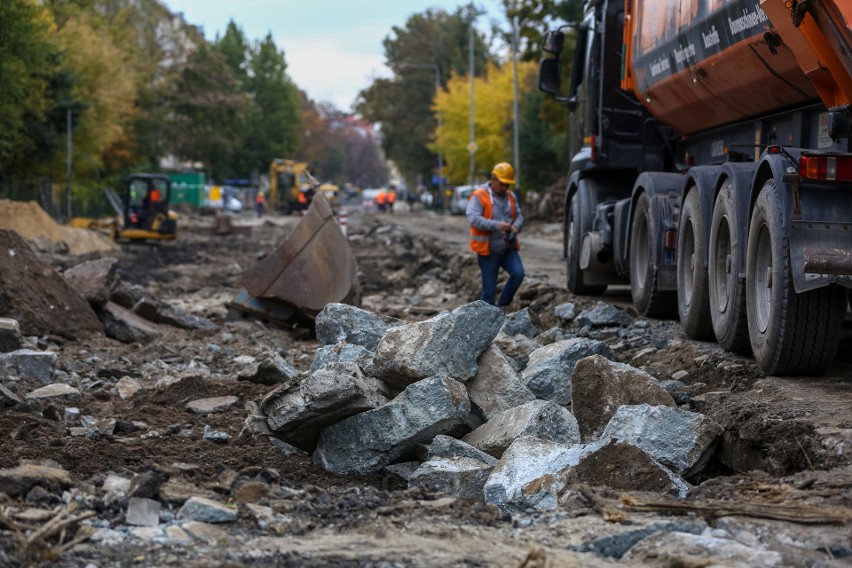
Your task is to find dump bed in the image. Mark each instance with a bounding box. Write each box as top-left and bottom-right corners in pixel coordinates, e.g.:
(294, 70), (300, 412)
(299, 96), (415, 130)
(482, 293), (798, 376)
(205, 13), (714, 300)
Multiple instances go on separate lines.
(622, 0), (852, 136)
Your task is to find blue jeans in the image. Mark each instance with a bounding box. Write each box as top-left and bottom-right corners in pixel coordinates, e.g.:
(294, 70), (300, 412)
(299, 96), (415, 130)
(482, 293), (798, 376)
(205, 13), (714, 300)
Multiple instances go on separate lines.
(477, 248), (525, 306)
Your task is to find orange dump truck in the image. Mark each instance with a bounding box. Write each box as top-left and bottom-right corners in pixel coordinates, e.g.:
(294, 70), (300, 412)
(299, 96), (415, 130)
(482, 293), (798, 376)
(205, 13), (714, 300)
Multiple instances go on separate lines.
(539, 0), (851, 375)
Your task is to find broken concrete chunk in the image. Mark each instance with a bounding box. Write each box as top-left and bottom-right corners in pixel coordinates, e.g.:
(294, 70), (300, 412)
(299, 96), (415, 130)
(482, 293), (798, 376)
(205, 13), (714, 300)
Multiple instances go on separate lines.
(133, 297), (217, 332)
(492, 333), (540, 373)
(25, 383), (81, 403)
(0, 349), (57, 385)
(601, 404), (723, 477)
(501, 307), (539, 339)
(462, 400), (581, 459)
(177, 496), (237, 523)
(521, 338), (615, 405)
(575, 301), (634, 328)
(99, 302), (158, 344)
(465, 345), (535, 421)
(313, 375), (471, 475)
(483, 437), (596, 513)
(572, 355), (675, 442)
(315, 303), (403, 350)
(126, 497), (161, 527)
(0, 318), (22, 353)
(560, 439), (691, 498)
(372, 301), (504, 388)
(409, 456), (494, 500)
(186, 396), (240, 416)
(237, 351), (301, 386)
(554, 302), (576, 322)
(0, 463), (73, 498)
(110, 281), (148, 310)
(425, 434), (498, 466)
(622, 531), (783, 567)
(309, 341), (374, 375)
(62, 257), (119, 309)
(256, 362), (389, 451)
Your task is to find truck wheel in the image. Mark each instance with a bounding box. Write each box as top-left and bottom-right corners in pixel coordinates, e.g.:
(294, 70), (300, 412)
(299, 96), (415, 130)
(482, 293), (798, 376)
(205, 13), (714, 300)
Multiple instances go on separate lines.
(630, 192), (677, 318)
(677, 188), (713, 339)
(709, 179), (750, 353)
(566, 193), (606, 295)
(746, 179), (846, 375)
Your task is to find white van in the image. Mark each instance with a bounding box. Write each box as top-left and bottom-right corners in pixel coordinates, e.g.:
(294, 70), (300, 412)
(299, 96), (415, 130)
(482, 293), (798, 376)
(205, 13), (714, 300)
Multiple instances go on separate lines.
(449, 185), (475, 215)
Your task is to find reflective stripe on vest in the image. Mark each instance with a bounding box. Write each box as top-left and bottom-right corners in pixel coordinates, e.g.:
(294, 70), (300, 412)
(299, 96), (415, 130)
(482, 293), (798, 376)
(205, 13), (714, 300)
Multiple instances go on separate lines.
(469, 187), (518, 255)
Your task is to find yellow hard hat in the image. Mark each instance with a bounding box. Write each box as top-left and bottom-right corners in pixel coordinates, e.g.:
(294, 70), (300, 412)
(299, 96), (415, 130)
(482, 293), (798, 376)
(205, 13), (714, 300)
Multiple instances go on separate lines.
(492, 162), (516, 184)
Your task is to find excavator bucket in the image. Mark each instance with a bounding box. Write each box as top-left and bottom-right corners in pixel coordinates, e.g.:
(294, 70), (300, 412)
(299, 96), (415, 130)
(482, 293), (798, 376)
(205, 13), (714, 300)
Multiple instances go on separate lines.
(227, 191), (360, 327)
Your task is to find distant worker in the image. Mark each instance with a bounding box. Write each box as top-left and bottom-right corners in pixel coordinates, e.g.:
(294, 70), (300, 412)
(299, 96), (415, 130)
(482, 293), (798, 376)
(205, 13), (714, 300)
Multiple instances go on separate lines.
(255, 191), (265, 218)
(387, 186), (396, 214)
(375, 188), (388, 213)
(466, 162), (525, 310)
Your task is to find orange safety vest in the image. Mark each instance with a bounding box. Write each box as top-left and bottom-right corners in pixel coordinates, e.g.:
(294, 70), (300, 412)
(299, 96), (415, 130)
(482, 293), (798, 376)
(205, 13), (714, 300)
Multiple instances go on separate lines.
(375, 192), (387, 205)
(469, 187), (519, 255)
(149, 188), (161, 203)
(387, 191), (396, 204)
(298, 191), (308, 204)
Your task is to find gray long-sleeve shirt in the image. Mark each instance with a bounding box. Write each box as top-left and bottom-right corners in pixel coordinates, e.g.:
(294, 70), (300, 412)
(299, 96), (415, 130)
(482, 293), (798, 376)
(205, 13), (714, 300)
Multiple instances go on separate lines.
(466, 182), (524, 253)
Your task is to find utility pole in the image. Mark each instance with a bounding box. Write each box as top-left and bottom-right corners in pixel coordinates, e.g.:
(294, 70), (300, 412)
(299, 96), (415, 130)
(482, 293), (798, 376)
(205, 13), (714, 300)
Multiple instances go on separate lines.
(512, 15), (521, 193)
(469, 22), (476, 188)
(66, 108), (72, 220)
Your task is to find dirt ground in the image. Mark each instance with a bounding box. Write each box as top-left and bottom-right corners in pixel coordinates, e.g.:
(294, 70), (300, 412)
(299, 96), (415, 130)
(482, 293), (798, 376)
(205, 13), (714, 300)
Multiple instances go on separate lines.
(0, 204), (850, 567)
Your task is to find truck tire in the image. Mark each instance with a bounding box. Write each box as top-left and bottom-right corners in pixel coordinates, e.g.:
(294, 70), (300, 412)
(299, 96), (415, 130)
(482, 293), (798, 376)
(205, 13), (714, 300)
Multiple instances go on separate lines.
(677, 188), (713, 339)
(630, 192), (677, 318)
(566, 193), (606, 295)
(746, 179), (846, 375)
(709, 179), (750, 353)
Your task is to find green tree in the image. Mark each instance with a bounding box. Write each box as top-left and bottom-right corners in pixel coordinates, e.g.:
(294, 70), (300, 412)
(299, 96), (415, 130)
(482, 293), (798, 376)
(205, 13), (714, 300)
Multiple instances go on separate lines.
(501, 0), (584, 61)
(166, 44), (252, 182)
(242, 34), (301, 176)
(0, 0), (60, 180)
(355, 4), (492, 189)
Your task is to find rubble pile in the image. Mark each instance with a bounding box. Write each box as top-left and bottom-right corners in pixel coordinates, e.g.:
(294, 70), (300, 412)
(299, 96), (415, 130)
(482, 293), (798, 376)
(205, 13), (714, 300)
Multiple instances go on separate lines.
(0, 213), (849, 567)
(249, 301), (723, 512)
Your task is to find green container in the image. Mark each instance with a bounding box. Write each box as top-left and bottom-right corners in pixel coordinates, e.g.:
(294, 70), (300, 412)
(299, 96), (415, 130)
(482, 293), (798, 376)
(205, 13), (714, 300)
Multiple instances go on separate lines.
(168, 172), (206, 207)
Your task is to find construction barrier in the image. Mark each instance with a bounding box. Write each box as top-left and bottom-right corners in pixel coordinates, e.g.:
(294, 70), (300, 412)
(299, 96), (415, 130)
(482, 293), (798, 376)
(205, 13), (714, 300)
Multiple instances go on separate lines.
(338, 209), (348, 237)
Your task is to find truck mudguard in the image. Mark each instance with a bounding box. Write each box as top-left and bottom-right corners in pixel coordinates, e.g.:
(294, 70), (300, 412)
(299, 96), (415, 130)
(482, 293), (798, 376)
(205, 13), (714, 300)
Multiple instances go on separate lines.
(752, 149), (852, 293)
(623, 172), (685, 277)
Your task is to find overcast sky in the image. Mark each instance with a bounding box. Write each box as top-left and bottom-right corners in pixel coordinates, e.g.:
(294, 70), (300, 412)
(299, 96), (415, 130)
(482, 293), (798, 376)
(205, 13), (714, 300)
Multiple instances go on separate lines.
(163, 0), (506, 111)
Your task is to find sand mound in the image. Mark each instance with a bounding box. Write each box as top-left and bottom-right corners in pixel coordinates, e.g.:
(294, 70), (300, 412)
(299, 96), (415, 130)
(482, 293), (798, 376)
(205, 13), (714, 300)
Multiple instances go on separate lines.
(0, 199), (118, 255)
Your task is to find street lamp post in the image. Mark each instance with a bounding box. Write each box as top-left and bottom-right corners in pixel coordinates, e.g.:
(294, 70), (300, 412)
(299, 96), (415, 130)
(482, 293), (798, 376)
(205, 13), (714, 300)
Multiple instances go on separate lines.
(400, 63), (444, 214)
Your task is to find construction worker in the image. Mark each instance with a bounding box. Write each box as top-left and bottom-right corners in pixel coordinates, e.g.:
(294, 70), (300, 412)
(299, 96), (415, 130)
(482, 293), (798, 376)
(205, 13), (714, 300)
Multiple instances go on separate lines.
(375, 188), (388, 212)
(255, 191), (265, 218)
(387, 186), (396, 213)
(466, 162), (525, 310)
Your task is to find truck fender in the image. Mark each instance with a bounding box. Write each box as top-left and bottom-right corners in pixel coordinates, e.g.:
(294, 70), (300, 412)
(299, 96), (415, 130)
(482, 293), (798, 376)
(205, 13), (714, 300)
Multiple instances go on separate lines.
(624, 172), (685, 274)
(681, 166), (718, 258)
(749, 151), (801, 234)
(715, 162), (759, 280)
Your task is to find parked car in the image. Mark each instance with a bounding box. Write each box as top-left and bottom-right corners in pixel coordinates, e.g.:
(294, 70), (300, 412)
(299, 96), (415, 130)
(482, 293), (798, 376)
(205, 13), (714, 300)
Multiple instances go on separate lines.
(449, 185), (475, 215)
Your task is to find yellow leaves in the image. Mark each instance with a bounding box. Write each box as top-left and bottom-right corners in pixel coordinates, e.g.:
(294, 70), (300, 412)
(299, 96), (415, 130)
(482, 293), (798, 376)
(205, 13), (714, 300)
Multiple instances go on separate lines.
(432, 60), (537, 184)
(56, 12), (136, 174)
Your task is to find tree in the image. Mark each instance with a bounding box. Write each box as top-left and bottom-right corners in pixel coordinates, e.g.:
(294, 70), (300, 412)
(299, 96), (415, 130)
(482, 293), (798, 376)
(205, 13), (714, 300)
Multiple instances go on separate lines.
(166, 44), (252, 182)
(355, 4), (493, 189)
(241, 34), (301, 176)
(500, 0), (584, 61)
(433, 61), (538, 185)
(0, 0), (60, 179)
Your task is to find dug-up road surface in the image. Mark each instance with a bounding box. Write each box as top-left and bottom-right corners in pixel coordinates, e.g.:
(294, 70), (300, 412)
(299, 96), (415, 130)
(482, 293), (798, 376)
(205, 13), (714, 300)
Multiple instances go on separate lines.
(0, 205), (849, 567)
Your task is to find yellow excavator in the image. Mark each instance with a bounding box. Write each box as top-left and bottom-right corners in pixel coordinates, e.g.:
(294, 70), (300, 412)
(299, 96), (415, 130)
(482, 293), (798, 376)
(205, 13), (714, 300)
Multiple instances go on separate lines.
(71, 173), (178, 242)
(268, 159), (317, 215)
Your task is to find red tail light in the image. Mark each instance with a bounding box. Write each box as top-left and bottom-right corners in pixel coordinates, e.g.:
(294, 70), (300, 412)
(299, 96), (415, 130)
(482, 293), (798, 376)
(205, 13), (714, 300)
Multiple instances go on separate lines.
(664, 229), (677, 250)
(800, 154), (852, 182)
